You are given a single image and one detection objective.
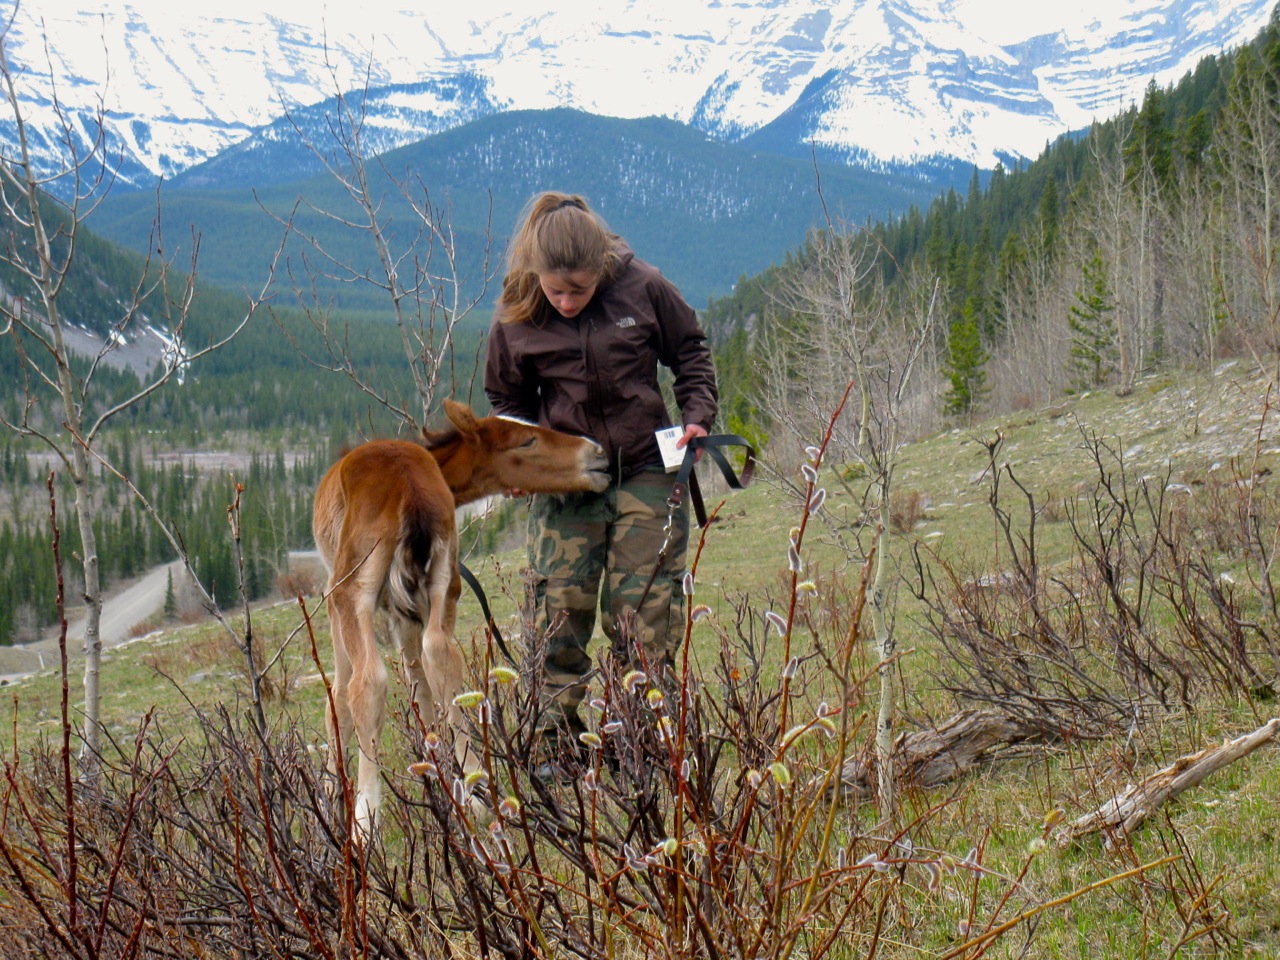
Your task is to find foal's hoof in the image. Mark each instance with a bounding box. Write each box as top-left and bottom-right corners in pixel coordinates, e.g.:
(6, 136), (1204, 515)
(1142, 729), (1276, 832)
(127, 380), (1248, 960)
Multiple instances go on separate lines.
(465, 795), (493, 825)
(531, 759), (580, 786)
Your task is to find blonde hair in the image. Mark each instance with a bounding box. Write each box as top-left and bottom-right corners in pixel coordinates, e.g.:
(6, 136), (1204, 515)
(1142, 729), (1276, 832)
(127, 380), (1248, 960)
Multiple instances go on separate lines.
(498, 192), (623, 325)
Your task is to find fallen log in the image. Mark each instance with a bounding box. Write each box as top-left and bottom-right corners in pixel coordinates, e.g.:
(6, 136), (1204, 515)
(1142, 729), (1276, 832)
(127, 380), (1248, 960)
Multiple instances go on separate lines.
(1057, 717), (1280, 848)
(836, 709), (1048, 798)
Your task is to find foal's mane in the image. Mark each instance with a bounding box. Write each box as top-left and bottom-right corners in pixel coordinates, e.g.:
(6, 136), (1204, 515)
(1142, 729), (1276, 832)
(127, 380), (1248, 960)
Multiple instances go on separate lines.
(421, 424), (460, 450)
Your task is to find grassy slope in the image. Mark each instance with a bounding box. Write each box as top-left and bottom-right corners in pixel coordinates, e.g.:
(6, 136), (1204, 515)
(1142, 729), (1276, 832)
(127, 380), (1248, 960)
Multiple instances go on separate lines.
(4, 361), (1279, 956)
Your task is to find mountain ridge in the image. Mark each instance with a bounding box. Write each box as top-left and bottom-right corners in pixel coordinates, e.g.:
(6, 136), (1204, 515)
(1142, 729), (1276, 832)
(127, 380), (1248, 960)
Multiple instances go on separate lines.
(3, 0), (1273, 190)
(88, 108), (959, 309)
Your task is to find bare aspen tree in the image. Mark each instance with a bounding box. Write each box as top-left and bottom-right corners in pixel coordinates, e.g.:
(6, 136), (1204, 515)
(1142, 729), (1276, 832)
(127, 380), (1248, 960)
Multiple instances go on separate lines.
(1081, 118), (1142, 396)
(759, 219), (939, 824)
(991, 215), (1072, 408)
(1162, 173), (1223, 368)
(0, 27), (269, 761)
(1211, 44), (1280, 374)
(1124, 166), (1158, 384)
(262, 55), (494, 432)
(1124, 86), (1175, 376)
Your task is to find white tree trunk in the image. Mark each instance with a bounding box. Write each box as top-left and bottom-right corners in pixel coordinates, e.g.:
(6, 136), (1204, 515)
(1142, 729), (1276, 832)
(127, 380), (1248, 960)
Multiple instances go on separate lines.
(71, 463), (103, 758)
(870, 509), (895, 822)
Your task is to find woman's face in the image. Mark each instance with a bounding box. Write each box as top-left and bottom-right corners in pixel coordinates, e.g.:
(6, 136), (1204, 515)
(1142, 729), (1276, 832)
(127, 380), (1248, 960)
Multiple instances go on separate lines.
(538, 269), (599, 319)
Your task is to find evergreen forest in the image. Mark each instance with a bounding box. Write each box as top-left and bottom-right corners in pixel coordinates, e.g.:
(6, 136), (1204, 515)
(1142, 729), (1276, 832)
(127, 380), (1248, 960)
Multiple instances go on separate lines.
(707, 12), (1280, 453)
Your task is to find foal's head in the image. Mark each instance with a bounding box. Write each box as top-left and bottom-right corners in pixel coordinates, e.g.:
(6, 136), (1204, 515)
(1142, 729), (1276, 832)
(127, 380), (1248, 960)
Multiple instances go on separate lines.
(424, 400), (610, 503)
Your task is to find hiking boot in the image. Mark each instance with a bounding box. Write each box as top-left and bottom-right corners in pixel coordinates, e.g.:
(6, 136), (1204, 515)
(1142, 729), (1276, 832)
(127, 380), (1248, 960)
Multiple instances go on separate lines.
(529, 713), (588, 785)
(531, 757), (580, 786)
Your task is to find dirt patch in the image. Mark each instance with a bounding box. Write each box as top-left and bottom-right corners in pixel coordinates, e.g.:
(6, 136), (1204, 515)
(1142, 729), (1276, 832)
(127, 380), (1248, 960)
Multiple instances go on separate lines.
(0, 644), (51, 682)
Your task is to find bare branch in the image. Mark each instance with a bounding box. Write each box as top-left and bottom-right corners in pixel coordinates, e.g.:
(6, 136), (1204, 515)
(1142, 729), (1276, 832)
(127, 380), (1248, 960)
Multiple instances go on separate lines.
(250, 42), (494, 432)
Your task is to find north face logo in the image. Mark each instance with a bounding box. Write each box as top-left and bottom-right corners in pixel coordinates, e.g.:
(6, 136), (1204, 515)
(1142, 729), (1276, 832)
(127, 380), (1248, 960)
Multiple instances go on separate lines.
(616, 316), (637, 328)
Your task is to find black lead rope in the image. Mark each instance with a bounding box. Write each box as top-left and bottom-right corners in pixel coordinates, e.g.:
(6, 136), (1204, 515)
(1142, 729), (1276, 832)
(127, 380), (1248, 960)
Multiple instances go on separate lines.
(461, 433), (756, 668)
(629, 433), (757, 648)
(459, 559), (520, 667)
(671, 433), (756, 529)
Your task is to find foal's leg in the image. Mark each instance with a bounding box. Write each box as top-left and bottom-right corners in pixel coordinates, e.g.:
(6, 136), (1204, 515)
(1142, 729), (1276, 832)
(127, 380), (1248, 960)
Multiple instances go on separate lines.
(328, 569), (388, 835)
(420, 541), (486, 803)
(393, 609), (438, 739)
(324, 587), (354, 792)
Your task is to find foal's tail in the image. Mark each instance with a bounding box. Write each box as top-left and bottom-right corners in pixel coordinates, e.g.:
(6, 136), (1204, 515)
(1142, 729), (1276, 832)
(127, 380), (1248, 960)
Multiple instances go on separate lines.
(386, 498), (439, 625)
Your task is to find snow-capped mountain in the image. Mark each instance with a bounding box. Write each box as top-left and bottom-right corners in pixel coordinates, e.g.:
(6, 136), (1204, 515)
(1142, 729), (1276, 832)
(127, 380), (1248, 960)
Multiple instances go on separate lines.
(2, 0), (1274, 188)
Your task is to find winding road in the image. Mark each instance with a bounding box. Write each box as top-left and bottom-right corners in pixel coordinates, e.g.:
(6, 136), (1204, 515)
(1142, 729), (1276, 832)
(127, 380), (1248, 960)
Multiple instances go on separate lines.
(0, 560), (184, 683)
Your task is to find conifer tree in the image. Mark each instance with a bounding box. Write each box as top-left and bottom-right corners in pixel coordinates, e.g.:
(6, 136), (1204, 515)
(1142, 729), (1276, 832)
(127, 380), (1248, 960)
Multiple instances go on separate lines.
(1068, 246), (1117, 391)
(163, 568), (176, 620)
(944, 298), (989, 417)
(1037, 177), (1060, 255)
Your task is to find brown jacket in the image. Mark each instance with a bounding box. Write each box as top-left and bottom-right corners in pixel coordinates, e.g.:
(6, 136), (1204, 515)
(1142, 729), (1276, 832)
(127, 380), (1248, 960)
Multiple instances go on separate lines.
(484, 247), (718, 479)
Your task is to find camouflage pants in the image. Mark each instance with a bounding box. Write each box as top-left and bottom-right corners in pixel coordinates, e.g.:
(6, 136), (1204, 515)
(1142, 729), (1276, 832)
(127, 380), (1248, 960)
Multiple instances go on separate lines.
(527, 467), (689, 726)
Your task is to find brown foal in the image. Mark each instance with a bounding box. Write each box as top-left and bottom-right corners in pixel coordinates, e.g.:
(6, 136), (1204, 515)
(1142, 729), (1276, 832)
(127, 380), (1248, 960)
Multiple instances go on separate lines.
(313, 400), (608, 832)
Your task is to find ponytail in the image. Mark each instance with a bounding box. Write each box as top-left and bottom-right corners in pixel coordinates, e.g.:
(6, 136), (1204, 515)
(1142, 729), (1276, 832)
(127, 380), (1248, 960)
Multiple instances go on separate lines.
(498, 192), (623, 324)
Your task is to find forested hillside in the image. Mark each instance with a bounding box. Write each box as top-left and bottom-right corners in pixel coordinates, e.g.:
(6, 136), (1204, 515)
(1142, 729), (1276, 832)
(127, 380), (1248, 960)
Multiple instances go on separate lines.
(706, 13), (1280, 449)
(87, 109), (959, 312)
(0, 184), (485, 645)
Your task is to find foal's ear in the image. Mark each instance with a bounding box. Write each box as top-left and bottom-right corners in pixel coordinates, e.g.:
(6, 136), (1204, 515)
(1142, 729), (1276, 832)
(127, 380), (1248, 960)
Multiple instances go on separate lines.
(423, 399), (478, 448)
(443, 399), (480, 435)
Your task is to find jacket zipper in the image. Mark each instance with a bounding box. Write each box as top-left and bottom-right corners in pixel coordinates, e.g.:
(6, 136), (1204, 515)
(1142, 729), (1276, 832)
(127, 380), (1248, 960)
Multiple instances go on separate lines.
(579, 313), (617, 477)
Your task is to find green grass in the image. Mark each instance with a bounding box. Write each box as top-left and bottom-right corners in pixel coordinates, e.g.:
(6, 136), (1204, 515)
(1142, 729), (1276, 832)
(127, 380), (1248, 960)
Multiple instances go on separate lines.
(3, 362), (1279, 957)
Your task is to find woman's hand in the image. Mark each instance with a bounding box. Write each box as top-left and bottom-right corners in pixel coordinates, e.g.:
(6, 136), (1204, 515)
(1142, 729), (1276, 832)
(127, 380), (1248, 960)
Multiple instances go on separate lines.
(676, 424), (708, 461)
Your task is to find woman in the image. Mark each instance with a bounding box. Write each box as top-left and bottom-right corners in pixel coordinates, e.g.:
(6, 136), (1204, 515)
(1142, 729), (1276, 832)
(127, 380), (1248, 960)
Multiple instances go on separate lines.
(483, 191), (718, 753)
